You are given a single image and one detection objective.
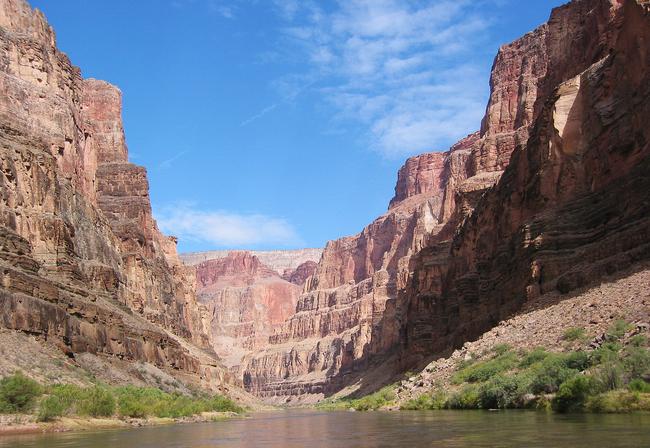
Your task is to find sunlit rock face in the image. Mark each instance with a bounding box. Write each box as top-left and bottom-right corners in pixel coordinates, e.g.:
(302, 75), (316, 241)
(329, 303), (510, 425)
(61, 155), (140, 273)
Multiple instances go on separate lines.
(194, 252), (301, 370)
(242, 0), (650, 402)
(0, 0), (228, 390)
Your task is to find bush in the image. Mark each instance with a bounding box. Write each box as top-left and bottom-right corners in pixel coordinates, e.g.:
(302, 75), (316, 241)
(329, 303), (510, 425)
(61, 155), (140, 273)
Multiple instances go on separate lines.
(37, 395), (66, 422)
(447, 385), (480, 409)
(563, 327), (587, 342)
(553, 375), (597, 413)
(586, 390), (650, 413)
(0, 372), (43, 413)
(519, 348), (550, 368)
(628, 379), (650, 393)
(607, 320), (633, 341)
(452, 351), (518, 384)
(78, 387), (115, 417)
(622, 345), (650, 380)
(478, 374), (526, 409)
(400, 391), (447, 410)
(593, 362), (624, 392)
(529, 355), (578, 394)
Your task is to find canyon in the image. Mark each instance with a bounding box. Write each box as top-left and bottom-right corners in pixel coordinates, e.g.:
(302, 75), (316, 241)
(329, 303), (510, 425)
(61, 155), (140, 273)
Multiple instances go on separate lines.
(0, 0), (649, 409)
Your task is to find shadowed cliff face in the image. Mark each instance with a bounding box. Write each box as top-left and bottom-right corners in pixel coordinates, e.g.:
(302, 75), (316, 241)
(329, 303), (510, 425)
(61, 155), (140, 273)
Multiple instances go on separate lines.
(404, 0), (650, 364)
(242, 0), (650, 402)
(0, 0), (229, 391)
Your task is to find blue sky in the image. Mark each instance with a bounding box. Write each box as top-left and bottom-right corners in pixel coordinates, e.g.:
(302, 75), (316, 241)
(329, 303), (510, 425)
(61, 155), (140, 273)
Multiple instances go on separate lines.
(31, 0), (566, 253)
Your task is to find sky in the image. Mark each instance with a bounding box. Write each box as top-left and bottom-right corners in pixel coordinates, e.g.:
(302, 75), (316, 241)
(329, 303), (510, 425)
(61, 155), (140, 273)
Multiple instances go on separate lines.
(30, 0), (567, 253)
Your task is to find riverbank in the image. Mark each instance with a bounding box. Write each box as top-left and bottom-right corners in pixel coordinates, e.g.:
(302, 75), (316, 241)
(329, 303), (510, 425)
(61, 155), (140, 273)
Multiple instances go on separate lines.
(318, 316), (650, 414)
(0, 411), (240, 436)
(0, 374), (246, 437)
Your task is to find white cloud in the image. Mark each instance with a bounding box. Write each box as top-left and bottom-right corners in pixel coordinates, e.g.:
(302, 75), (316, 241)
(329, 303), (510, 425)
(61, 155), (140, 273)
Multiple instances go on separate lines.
(273, 0), (494, 157)
(158, 149), (190, 169)
(156, 203), (302, 248)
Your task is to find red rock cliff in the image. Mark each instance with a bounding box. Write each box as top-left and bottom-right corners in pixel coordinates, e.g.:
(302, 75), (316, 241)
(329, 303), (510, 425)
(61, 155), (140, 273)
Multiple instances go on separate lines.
(242, 0), (650, 402)
(0, 0), (226, 390)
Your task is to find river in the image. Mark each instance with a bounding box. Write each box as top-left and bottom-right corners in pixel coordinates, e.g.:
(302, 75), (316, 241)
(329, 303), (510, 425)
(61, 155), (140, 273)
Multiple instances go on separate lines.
(1, 410), (649, 447)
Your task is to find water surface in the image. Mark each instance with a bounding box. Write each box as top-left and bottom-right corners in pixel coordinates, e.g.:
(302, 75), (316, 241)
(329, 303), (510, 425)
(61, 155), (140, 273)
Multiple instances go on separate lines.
(2, 410), (649, 447)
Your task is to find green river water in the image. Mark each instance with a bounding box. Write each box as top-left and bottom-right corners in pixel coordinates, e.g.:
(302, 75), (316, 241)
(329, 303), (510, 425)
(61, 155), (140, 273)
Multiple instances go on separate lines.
(1, 410), (649, 447)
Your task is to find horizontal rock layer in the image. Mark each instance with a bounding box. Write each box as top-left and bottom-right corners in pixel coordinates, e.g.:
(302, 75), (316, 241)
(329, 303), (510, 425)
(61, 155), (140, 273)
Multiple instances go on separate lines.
(242, 0), (650, 401)
(0, 0), (228, 391)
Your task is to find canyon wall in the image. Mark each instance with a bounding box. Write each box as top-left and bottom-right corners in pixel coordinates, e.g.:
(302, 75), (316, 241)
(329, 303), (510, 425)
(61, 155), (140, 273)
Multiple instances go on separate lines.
(194, 252), (305, 372)
(0, 0), (227, 390)
(242, 0), (650, 401)
(181, 248), (323, 274)
(403, 0), (650, 364)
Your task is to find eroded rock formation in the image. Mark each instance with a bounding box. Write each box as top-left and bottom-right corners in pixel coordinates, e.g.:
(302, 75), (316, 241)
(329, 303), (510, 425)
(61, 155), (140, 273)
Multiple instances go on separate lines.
(195, 252), (301, 370)
(0, 0), (227, 391)
(242, 0), (650, 402)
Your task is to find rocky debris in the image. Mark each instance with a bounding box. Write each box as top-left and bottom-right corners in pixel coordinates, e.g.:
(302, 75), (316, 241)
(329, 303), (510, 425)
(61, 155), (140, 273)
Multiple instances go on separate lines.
(243, 0), (650, 402)
(403, 0), (650, 367)
(0, 0), (231, 393)
(395, 265), (650, 402)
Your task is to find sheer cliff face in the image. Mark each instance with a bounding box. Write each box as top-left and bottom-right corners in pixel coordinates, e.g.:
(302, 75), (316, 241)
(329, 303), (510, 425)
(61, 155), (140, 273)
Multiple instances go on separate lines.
(0, 0), (224, 388)
(243, 0), (650, 401)
(405, 0), (650, 362)
(195, 252), (301, 370)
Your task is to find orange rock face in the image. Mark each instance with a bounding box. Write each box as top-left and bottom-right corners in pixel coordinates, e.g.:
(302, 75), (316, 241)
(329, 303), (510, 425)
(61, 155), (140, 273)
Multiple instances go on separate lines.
(242, 0), (650, 401)
(195, 252), (300, 367)
(0, 0), (226, 389)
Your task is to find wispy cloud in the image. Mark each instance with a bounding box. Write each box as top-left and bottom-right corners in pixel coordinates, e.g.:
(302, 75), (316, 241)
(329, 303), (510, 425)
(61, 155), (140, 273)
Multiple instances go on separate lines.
(158, 150), (190, 169)
(271, 0), (495, 157)
(240, 104), (279, 127)
(156, 203), (303, 248)
(240, 79), (317, 127)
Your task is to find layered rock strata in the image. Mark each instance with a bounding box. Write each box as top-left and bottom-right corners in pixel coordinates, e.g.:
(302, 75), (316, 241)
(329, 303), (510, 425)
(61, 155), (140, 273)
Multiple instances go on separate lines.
(243, 0), (650, 401)
(0, 0), (227, 390)
(195, 252), (301, 370)
(403, 0), (650, 365)
(181, 248), (323, 275)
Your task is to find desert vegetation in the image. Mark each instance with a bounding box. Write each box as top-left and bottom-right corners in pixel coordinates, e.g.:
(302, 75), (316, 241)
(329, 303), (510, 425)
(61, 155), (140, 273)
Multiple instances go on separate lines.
(400, 321), (650, 413)
(0, 374), (243, 423)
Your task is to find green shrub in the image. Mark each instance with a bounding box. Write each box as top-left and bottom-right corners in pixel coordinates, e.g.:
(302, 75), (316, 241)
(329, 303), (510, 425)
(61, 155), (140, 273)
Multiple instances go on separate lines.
(564, 351), (591, 371)
(529, 355), (578, 394)
(478, 374), (526, 409)
(78, 386), (115, 417)
(519, 348), (549, 368)
(593, 362), (624, 392)
(492, 344), (512, 356)
(553, 375), (597, 413)
(591, 342), (622, 365)
(37, 395), (66, 422)
(607, 320), (633, 341)
(628, 379), (650, 393)
(400, 391), (447, 410)
(586, 390), (650, 413)
(319, 386), (395, 412)
(563, 327), (587, 342)
(622, 345), (650, 379)
(447, 385), (480, 409)
(0, 372), (43, 413)
(452, 351), (518, 384)
(347, 386), (396, 411)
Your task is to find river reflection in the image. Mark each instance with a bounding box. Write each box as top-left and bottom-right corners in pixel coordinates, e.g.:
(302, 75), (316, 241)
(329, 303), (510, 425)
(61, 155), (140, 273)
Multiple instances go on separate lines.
(2, 409), (649, 447)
